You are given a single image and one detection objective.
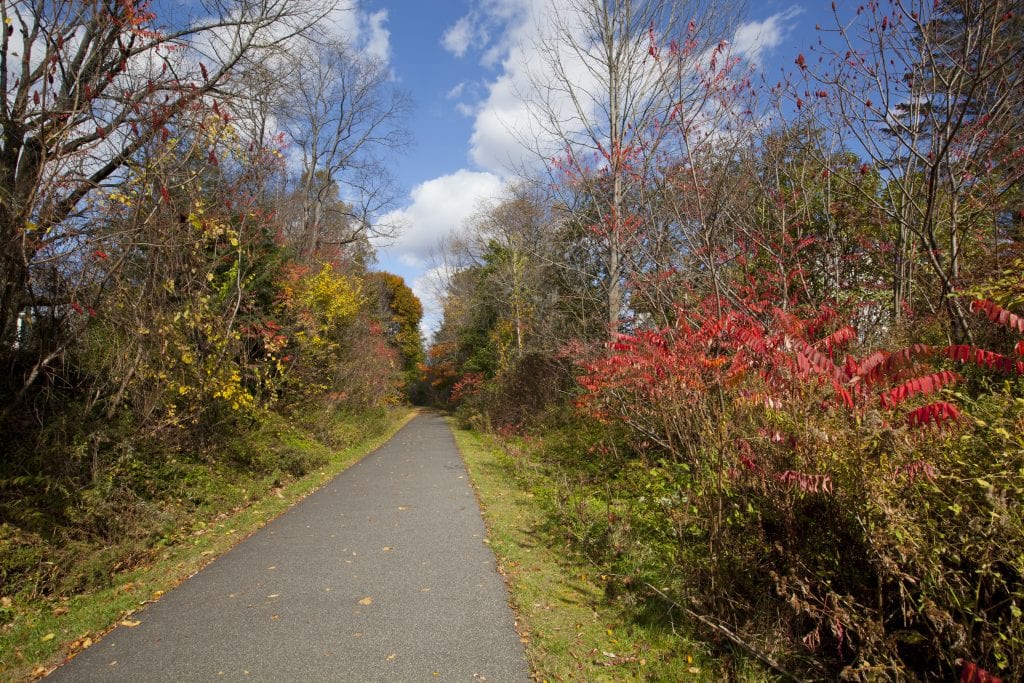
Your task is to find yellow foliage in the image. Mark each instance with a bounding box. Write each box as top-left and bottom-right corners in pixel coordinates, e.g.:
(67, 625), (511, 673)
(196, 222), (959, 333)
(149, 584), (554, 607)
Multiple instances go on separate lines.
(295, 264), (364, 331)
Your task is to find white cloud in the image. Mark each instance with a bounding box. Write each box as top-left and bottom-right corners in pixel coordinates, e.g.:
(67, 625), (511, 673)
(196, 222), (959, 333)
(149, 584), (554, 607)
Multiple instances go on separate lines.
(376, 170), (506, 267)
(321, 2), (392, 63)
(410, 266), (448, 338)
(442, 16), (475, 57)
(363, 10), (391, 62)
(446, 82), (467, 100)
(731, 7), (802, 65)
(440, 0), (607, 174)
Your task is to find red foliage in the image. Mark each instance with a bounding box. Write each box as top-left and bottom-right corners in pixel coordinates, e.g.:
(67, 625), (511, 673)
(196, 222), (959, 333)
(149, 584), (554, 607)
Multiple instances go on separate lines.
(905, 401), (961, 428)
(945, 345), (1024, 374)
(961, 662), (1003, 683)
(879, 371), (960, 408)
(894, 459), (936, 482)
(817, 325), (856, 355)
(970, 299), (1024, 334)
(450, 373), (484, 403)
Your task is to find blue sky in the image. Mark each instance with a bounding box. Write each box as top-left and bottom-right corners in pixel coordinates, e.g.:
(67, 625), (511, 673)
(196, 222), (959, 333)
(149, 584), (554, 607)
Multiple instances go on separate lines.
(339, 0), (832, 335)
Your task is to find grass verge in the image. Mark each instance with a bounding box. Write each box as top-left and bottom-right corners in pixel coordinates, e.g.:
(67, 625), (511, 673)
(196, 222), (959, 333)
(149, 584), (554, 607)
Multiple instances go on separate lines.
(0, 406), (416, 682)
(452, 422), (726, 682)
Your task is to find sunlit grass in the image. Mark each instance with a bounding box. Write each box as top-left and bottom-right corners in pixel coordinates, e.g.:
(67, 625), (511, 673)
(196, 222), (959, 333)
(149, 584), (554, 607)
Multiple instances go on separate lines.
(452, 423), (744, 682)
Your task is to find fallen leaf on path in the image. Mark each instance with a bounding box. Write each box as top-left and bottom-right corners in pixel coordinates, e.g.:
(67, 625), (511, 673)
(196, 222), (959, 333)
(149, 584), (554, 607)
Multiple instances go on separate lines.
(267, 594), (280, 599)
(397, 506), (409, 511)
(358, 597), (373, 606)
(120, 620), (141, 627)
(386, 653), (396, 661)
(382, 547), (392, 552)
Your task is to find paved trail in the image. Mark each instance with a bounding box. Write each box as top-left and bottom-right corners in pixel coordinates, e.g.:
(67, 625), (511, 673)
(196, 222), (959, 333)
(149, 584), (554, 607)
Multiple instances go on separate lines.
(48, 413), (529, 682)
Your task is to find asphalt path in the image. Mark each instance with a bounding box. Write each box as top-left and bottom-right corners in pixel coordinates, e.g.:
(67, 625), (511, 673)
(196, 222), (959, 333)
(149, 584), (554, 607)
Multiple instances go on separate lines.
(47, 412), (530, 682)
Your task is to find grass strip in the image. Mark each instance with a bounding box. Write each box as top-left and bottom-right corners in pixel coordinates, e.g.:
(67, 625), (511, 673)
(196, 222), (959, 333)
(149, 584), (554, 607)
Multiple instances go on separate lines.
(452, 422), (723, 682)
(0, 407), (417, 682)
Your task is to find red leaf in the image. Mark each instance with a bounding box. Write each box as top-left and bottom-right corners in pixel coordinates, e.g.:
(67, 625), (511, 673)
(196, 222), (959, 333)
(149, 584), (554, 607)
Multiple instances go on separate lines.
(945, 345), (1024, 374)
(817, 325), (856, 354)
(906, 401), (960, 427)
(962, 662), (1003, 683)
(879, 371), (960, 408)
(970, 299), (1024, 334)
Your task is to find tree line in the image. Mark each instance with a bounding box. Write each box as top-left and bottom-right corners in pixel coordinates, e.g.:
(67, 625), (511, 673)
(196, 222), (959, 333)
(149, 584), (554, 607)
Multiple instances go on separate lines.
(0, 0), (422, 605)
(429, 0), (1023, 678)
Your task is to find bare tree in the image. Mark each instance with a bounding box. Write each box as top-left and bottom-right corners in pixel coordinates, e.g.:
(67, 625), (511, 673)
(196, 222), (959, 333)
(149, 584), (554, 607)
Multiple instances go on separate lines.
(521, 0), (734, 334)
(274, 40), (410, 265)
(795, 0), (1024, 341)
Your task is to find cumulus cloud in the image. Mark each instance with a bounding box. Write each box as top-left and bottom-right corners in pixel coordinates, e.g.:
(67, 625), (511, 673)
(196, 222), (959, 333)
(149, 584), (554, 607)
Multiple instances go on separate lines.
(731, 7), (802, 65)
(321, 1), (392, 63)
(363, 10), (391, 61)
(442, 16), (476, 57)
(376, 170), (505, 268)
(441, 2), (802, 177)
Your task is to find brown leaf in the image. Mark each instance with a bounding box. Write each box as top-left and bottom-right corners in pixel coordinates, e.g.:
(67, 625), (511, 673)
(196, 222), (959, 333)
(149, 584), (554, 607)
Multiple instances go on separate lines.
(358, 597), (373, 606)
(120, 620), (141, 628)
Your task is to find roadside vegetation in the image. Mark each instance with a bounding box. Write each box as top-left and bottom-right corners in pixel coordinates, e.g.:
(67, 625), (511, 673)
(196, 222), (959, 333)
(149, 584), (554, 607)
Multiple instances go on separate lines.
(1, 0), (423, 678)
(454, 422), (765, 682)
(1, 407), (412, 680)
(429, 1), (1024, 679)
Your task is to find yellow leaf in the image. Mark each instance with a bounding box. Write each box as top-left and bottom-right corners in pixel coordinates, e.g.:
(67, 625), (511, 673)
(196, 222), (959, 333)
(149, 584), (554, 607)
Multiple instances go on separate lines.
(386, 653), (396, 661)
(358, 597), (373, 606)
(120, 620), (141, 628)
(41, 633), (56, 642)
